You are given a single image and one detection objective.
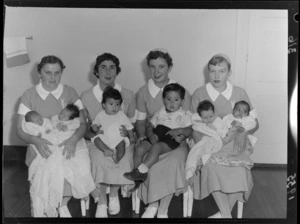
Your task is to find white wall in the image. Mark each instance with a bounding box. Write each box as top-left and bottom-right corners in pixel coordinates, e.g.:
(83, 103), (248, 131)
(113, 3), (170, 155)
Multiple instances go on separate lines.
(3, 7), (288, 164)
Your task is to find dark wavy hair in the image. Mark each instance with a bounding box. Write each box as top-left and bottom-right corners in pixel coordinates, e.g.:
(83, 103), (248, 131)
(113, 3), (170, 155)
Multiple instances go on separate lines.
(162, 83), (185, 100)
(65, 104), (80, 120)
(93, 53), (121, 77)
(197, 100), (215, 116)
(101, 86), (123, 105)
(146, 50), (173, 67)
(37, 55), (66, 73)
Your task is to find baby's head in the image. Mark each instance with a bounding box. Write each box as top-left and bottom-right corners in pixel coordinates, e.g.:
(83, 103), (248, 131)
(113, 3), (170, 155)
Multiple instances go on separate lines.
(25, 111), (43, 126)
(162, 83), (185, 113)
(58, 104), (80, 121)
(101, 86), (123, 115)
(233, 101), (250, 119)
(197, 100), (216, 124)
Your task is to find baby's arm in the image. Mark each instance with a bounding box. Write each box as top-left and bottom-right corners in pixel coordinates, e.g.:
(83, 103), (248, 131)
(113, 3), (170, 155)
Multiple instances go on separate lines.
(63, 118), (80, 131)
(23, 122), (43, 137)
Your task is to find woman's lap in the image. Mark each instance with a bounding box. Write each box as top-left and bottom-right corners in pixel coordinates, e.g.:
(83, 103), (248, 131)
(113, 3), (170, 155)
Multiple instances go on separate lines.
(88, 141), (134, 185)
(197, 158), (253, 201)
(138, 145), (188, 204)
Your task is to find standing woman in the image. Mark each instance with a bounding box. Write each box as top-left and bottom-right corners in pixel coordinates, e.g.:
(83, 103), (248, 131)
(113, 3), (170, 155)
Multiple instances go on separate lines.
(16, 55), (94, 217)
(134, 49), (191, 218)
(191, 54), (259, 218)
(81, 53), (136, 217)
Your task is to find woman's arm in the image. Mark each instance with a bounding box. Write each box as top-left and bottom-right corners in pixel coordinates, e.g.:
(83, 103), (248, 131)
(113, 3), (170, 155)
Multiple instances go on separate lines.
(16, 114), (53, 159)
(59, 110), (87, 159)
(247, 118), (259, 135)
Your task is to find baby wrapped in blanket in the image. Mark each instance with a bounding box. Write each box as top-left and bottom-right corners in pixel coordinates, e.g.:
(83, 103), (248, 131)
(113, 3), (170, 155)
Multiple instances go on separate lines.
(23, 104), (95, 217)
(185, 100), (257, 180)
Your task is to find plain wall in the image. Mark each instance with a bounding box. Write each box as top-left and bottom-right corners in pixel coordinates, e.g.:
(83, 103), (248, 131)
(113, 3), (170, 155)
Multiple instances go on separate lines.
(3, 7), (288, 164)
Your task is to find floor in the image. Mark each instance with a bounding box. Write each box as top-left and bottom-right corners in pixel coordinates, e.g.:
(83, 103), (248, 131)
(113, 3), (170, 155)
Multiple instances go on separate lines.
(3, 148), (287, 221)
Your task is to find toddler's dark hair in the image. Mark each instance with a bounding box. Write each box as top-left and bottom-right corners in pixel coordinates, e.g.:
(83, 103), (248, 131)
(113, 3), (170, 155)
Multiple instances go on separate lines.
(101, 86), (123, 104)
(197, 100), (215, 116)
(234, 100), (251, 115)
(25, 111), (39, 122)
(146, 50), (173, 67)
(162, 83), (185, 100)
(65, 104), (80, 120)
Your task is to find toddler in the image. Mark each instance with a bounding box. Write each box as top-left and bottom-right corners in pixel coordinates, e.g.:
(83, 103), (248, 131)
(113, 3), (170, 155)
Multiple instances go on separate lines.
(91, 87), (135, 163)
(124, 83), (192, 185)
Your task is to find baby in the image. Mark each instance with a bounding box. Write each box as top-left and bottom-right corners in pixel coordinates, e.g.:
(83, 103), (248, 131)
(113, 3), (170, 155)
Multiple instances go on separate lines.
(186, 100), (228, 180)
(24, 104), (80, 145)
(24, 104), (96, 217)
(223, 100), (257, 154)
(91, 87), (135, 164)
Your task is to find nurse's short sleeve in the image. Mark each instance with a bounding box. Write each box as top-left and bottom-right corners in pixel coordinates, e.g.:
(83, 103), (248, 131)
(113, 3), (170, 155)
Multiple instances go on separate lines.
(136, 89), (147, 120)
(126, 90), (136, 121)
(182, 90), (192, 111)
(18, 89), (34, 115)
(66, 86), (83, 110)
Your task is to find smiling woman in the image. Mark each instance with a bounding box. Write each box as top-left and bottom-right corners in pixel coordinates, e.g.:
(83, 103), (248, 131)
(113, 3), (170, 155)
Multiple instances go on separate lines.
(81, 53), (136, 218)
(16, 55), (95, 217)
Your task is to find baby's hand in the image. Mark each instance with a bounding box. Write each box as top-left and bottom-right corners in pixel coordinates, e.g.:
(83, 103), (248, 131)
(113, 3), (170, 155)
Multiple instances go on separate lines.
(166, 128), (182, 139)
(129, 137), (136, 144)
(231, 120), (237, 126)
(149, 133), (159, 144)
(103, 148), (114, 157)
(57, 122), (68, 132)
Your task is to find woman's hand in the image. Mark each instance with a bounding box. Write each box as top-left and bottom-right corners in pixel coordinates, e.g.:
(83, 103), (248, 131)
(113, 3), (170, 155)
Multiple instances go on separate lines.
(233, 131), (248, 153)
(91, 124), (100, 133)
(119, 125), (128, 137)
(59, 137), (77, 159)
(33, 137), (53, 159)
(223, 125), (244, 144)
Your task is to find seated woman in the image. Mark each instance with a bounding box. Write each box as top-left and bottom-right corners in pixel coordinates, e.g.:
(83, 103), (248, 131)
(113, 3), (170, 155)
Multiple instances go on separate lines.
(23, 104), (95, 217)
(16, 55), (95, 217)
(190, 54), (259, 218)
(133, 49), (192, 218)
(81, 53), (136, 218)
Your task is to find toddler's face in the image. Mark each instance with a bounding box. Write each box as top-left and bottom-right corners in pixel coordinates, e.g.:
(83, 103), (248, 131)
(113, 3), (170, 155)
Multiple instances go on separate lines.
(58, 109), (72, 121)
(233, 104), (249, 119)
(200, 109), (216, 124)
(31, 114), (44, 126)
(102, 98), (121, 115)
(208, 61), (230, 91)
(163, 91), (184, 113)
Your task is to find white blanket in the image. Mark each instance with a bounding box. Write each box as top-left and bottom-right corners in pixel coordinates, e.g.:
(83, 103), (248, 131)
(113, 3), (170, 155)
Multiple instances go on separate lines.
(185, 123), (223, 180)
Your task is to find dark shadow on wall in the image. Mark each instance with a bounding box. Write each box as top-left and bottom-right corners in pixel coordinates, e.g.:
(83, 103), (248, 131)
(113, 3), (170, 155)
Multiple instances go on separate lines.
(30, 62), (39, 86)
(9, 97), (25, 146)
(87, 61), (98, 86)
(140, 58), (151, 84)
